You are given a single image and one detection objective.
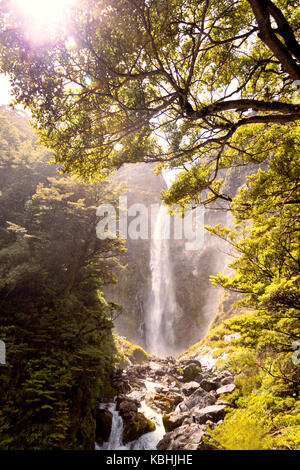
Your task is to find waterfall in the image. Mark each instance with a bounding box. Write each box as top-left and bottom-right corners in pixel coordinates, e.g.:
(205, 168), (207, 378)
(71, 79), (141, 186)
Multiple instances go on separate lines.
(145, 205), (177, 357)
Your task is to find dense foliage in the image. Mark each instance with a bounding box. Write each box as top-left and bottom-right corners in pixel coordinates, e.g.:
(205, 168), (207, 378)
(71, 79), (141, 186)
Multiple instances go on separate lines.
(0, 0), (299, 204)
(0, 106), (124, 449)
(208, 122), (300, 386)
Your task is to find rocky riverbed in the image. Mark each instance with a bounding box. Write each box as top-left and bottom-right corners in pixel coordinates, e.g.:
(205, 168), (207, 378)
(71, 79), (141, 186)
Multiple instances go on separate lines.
(95, 357), (235, 450)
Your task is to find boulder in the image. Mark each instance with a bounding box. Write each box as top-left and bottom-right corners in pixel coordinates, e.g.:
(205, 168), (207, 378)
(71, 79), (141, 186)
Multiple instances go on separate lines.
(193, 404), (228, 424)
(179, 359), (202, 368)
(122, 412), (155, 444)
(216, 383), (236, 396)
(182, 388), (216, 410)
(182, 363), (202, 383)
(145, 391), (156, 404)
(181, 381), (200, 396)
(199, 378), (219, 392)
(162, 412), (189, 432)
(150, 392), (183, 413)
(220, 375), (234, 386)
(157, 423), (214, 450)
(116, 396), (139, 420)
(95, 408), (113, 444)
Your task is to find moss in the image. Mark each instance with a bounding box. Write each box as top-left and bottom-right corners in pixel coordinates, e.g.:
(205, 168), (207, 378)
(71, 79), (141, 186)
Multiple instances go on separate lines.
(114, 335), (150, 366)
(122, 412), (155, 444)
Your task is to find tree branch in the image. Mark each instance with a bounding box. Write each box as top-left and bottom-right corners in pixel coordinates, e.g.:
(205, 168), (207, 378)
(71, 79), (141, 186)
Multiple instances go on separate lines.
(248, 0), (300, 80)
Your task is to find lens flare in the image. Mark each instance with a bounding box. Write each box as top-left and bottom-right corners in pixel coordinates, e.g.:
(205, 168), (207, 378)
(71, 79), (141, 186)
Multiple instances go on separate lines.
(12, 0), (76, 43)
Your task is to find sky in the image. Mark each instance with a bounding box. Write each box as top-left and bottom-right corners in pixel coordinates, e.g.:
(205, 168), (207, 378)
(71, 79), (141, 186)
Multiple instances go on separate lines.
(0, 74), (12, 104)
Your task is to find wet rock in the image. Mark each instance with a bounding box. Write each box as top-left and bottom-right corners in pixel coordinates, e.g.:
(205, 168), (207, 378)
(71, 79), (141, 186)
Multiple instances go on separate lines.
(192, 404), (228, 424)
(162, 412), (189, 432)
(216, 383), (236, 396)
(181, 381), (200, 396)
(122, 412), (155, 444)
(157, 423), (214, 450)
(110, 368), (131, 393)
(95, 408), (112, 445)
(116, 396), (139, 420)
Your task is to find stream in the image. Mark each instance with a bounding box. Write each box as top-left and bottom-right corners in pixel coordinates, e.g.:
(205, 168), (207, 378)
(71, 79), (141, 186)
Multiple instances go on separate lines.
(95, 357), (235, 451)
(96, 378), (166, 451)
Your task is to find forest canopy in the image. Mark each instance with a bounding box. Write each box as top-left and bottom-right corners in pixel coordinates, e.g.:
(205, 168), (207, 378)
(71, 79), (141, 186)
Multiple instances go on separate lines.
(0, 0), (299, 206)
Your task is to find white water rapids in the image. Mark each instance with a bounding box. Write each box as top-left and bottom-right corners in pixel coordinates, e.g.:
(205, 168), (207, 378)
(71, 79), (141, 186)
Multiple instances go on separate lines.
(145, 205), (178, 357)
(96, 379), (165, 451)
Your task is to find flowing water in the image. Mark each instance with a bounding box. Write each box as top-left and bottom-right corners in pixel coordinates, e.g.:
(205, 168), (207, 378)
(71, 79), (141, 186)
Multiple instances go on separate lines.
(145, 205), (178, 357)
(96, 379), (165, 451)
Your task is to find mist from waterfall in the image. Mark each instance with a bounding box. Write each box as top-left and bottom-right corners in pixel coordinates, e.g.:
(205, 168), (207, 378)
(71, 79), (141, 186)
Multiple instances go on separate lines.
(145, 205), (177, 357)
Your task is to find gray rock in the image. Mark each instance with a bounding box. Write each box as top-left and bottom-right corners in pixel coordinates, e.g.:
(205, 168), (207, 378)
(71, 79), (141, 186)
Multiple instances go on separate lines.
(193, 404), (228, 424)
(179, 359), (202, 368)
(126, 390), (146, 401)
(162, 412), (189, 432)
(221, 376), (234, 386)
(216, 383), (236, 396)
(200, 378), (219, 392)
(181, 381), (200, 396)
(116, 396), (139, 420)
(182, 388), (216, 410)
(157, 423), (214, 450)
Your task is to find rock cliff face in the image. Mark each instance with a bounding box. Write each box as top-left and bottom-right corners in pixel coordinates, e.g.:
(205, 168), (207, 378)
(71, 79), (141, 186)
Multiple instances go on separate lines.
(104, 163), (229, 353)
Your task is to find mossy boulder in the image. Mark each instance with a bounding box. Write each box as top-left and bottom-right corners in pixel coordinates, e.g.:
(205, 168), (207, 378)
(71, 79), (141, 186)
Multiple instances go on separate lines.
(122, 412), (155, 444)
(146, 393), (183, 413)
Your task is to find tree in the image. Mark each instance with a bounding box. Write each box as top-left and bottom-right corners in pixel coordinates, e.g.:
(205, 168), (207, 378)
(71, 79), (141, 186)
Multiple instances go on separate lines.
(0, 0), (299, 206)
(0, 107), (124, 449)
(207, 122), (300, 386)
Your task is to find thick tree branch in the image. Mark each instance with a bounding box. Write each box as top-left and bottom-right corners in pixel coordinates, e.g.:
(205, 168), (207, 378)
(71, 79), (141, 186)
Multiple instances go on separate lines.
(248, 0), (300, 80)
(196, 99), (300, 118)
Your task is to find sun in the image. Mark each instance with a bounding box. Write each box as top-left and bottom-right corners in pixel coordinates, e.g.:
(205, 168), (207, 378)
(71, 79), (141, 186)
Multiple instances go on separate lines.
(12, 0), (76, 40)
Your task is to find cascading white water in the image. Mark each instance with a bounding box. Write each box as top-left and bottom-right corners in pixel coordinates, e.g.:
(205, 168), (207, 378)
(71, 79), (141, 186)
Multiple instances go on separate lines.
(96, 400), (129, 450)
(96, 379), (165, 451)
(145, 205), (178, 357)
